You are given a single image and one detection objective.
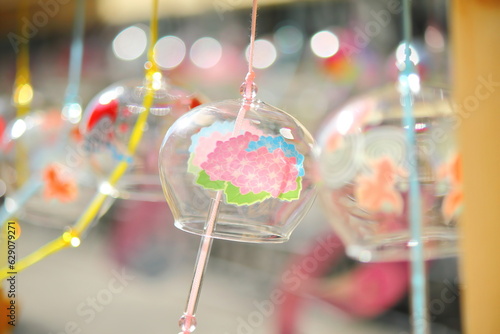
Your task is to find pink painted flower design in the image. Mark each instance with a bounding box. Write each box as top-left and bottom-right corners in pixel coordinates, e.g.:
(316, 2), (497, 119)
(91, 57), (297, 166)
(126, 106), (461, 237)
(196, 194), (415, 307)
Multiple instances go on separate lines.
(192, 131), (233, 169)
(201, 132), (299, 197)
(190, 120), (264, 170)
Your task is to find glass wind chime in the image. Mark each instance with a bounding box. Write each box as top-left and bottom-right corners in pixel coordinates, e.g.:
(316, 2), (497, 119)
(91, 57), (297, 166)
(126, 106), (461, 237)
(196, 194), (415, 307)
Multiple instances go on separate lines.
(315, 1), (460, 334)
(158, 1), (316, 332)
(0, 0), (90, 230)
(0, 0), (198, 279)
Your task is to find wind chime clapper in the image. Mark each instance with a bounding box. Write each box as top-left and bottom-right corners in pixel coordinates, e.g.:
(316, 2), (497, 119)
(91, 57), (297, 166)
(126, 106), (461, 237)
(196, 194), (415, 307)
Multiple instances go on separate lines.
(175, 81), (257, 334)
(158, 1), (316, 333)
(0, 0), (170, 280)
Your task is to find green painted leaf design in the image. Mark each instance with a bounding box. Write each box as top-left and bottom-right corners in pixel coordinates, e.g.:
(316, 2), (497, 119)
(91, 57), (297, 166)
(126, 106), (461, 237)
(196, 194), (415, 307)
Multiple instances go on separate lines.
(224, 182), (271, 205)
(187, 154), (201, 175)
(278, 177), (302, 201)
(196, 170), (226, 190)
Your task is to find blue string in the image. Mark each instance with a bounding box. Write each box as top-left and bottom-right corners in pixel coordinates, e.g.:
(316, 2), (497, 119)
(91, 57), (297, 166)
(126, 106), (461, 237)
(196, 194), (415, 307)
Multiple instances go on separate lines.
(63, 0), (86, 116)
(399, 0), (429, 333)
(0, 179), (43, 228)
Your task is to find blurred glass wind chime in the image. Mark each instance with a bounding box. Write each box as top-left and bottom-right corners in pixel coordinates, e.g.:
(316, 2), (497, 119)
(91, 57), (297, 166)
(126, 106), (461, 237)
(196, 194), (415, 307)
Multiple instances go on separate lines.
(0, 0), (95, 232)
(0, 0), (101, 277)
(315, 0), (460, 333)
(0, 0), (199, 279)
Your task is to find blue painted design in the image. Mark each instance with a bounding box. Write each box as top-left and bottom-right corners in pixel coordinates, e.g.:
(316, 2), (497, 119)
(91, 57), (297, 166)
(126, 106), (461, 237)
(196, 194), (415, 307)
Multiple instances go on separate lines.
(109, 144), (133, 163)
(246, 135), (305, 176)
(189, 121), (235, 153)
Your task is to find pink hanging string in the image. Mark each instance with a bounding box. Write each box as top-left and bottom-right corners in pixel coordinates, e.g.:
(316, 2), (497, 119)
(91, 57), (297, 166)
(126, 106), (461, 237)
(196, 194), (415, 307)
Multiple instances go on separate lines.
(236, 0), (258, 129)
(245, 0), (257, 76)
(177, 1), (259, 333)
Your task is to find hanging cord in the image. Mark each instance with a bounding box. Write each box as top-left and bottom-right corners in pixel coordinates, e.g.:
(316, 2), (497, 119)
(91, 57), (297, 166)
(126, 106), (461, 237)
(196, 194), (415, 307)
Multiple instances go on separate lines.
(177, 2), (260, 333)
(13, 0), (33, 117)
(242, 0), (258, 99)
(12, 0), (33, 187)
(62, 0), (86, 123)
(399, 0), (429, 333)
(235, 0), (258, 132)
(0, 0), (160, 280)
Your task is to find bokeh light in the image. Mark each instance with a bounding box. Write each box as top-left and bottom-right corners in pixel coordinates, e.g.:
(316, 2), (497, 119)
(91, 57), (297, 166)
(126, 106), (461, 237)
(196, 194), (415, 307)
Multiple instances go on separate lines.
(11, 119), (26, 139)
(62, 103), (82, 124)
(112, 25), (147, 61)
(190, 37), (223, 69)
(310, 30), (340, 58)
(408, 73), (421, 93)
(396, 43), (420, 66)
(424, 26), (445, 52)
(154, 36), (186, 69)
(274, 25), (303, 54)
(14, 83), (34, 106)
(246, 39), (277, 69)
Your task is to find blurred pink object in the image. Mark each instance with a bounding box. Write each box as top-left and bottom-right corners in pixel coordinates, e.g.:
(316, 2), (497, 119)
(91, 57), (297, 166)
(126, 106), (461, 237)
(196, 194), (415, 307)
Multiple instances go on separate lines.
(109, 200), (181, 276)
(277, 232), (409, 334)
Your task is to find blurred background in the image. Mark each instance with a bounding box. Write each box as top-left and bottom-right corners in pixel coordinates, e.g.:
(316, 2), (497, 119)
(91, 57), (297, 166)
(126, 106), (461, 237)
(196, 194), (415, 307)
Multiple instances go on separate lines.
(0, 0), (460, 333)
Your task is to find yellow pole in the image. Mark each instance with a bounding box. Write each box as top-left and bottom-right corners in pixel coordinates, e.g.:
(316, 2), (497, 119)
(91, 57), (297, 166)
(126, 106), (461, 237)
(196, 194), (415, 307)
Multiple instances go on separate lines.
(452, 1), (500, 333)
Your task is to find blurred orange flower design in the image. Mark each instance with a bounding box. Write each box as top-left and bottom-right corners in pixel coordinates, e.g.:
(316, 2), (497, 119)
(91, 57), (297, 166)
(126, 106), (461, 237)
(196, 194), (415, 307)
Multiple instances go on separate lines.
(355, 157), (406, 214)
(440, 154), (463, 222)
(42, 163), (78, 202)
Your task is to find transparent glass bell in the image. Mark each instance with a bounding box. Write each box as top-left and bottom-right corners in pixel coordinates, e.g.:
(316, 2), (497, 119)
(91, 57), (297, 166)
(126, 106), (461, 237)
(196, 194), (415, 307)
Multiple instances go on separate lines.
(159, 98), (316, 243)
(0, 109), (99, 228)
(315, 85), (459, 261)
(81, 74), (201, 201)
